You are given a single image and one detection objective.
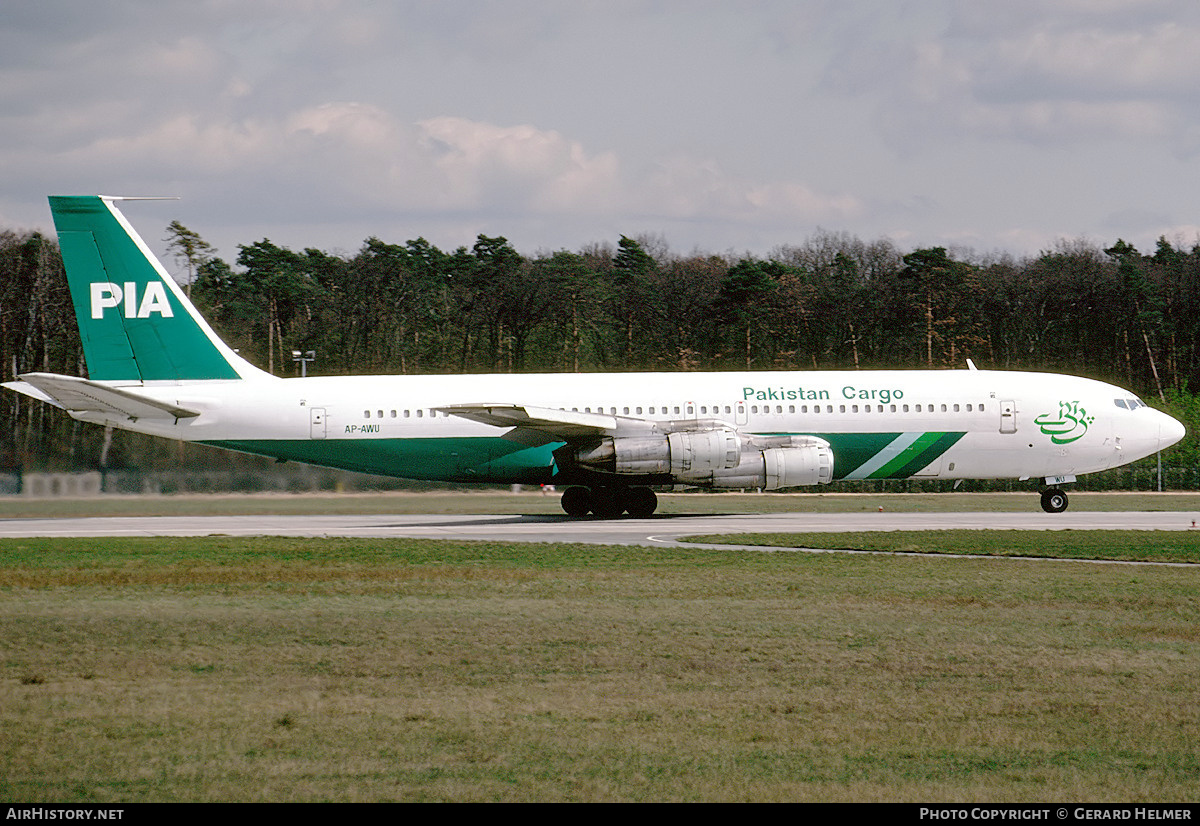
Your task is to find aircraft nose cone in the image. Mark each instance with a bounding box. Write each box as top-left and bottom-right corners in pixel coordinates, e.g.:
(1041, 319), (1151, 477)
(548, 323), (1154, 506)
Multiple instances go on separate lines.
(1161, 412), (1186, 449)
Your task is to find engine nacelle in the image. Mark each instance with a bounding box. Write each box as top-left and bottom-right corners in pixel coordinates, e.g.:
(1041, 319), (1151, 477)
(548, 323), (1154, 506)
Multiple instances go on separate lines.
(573, 428), (743, 479)
(709, 439), (834, 490)
(573, 430), (832, 490)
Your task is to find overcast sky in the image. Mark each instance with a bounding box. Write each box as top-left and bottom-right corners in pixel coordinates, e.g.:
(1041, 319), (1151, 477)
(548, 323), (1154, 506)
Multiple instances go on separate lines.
(3, 0), (1200, 271)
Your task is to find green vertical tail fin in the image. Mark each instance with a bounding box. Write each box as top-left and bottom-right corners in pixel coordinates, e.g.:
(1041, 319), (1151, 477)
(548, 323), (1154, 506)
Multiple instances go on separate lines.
(49, 195), (269, 382)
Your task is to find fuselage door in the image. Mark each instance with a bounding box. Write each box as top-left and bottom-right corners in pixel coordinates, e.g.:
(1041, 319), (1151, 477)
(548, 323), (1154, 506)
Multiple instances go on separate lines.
(735, 401), (748, 426)
(999, 400), (1017, 434)
(310, 407), (327, 439)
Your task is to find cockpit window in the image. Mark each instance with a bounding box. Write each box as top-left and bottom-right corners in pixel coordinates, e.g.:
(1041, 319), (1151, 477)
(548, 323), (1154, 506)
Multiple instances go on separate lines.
(1116, 398), (1146, 410)
(1114, 399), (1128, 409)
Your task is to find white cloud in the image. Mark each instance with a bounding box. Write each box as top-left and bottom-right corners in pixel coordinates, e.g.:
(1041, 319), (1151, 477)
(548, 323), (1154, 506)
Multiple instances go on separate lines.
(639, 156), (861, 227)
(7, 85), (860, 242)
(415, 116), (622, 212)
(993, 24), (1200, 95)
(829, 4), (1200, 151)
(5, 1), (1200, 259)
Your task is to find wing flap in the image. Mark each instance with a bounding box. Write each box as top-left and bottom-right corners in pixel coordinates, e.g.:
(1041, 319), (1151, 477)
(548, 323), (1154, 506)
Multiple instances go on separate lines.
(11, 373), (200, 421)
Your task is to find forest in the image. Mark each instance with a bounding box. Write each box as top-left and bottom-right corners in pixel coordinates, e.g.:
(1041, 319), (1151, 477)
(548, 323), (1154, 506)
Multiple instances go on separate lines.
(4, 220), (1200, 488)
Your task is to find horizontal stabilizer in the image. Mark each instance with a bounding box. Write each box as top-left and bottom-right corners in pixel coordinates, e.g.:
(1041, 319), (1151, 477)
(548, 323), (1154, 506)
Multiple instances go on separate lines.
(7, 373), (200, 421)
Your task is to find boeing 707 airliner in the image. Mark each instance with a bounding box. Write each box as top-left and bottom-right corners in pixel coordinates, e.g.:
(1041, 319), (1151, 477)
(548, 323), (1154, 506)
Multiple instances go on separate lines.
(2, 196), (1185, 517)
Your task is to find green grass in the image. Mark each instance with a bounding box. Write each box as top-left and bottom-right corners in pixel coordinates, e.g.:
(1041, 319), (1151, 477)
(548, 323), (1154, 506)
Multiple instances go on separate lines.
(683, 529), (1200, 563)
(2, 489), (1200, 519)
(2, 535), (1199, 802)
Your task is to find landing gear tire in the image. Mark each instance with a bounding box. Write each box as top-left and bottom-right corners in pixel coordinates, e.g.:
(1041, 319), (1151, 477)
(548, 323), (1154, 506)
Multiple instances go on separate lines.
(590, 487), (626, 519)
(561, 486), (592, 518)
(560, 486), (659, 518)
(625, 487), (658, 518)
(1040, 488), (1069, 514)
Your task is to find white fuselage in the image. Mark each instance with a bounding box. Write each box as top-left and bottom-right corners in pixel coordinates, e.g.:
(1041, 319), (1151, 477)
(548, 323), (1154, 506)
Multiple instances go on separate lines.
(71, 368), (1184, 484)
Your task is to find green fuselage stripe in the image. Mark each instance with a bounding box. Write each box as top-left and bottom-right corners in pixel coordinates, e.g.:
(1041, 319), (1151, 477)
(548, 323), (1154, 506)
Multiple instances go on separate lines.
(202, 430), (967, 485)
(200, 436), (561, 484)
(870, 431), (965, 478)
(816, 431), (967, 480)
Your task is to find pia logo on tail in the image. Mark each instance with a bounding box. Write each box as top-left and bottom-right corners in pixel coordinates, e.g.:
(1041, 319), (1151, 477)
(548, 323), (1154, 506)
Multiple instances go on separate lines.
(90, 281), (174, 320)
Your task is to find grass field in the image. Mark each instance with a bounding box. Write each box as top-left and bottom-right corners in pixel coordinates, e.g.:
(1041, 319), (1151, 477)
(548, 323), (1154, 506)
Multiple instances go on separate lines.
(2, 530), (1198, 802)
(3, 489), (1200, 519)
(684, 529), (1200, 563)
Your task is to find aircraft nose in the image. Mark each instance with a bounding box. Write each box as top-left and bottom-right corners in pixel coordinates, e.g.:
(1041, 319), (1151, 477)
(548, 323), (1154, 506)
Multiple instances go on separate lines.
(1160, 411), (1186, 450)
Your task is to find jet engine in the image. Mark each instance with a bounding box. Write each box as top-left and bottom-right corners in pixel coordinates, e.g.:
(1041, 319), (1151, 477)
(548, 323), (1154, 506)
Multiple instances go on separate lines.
(573, 429), (833, 490)
(708, 439), (834, 489)
(573, 427), (742, 479)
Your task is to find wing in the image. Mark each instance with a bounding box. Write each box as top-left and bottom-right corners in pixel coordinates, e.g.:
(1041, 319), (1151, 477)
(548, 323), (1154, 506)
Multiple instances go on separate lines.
(435, 403), (632, 446)
(4, 373), (200, 421)
(435, 402), (758, 447)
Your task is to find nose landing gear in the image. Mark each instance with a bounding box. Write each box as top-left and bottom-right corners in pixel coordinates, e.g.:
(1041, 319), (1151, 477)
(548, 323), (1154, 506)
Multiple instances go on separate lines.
(1040, 487), (1069, 514)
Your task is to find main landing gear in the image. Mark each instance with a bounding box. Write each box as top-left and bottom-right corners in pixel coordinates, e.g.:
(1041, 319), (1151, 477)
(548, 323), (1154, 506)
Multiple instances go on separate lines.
(561, 486), (658, 518)
(1040, 487), (1069, 514)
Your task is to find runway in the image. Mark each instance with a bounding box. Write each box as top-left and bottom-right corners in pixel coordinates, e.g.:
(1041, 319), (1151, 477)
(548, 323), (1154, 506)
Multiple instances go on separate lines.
(4, 510), (1200, 548)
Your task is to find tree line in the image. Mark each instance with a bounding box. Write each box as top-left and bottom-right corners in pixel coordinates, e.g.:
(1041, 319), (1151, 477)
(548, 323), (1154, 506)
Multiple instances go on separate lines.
(4, 222), (1200, 474)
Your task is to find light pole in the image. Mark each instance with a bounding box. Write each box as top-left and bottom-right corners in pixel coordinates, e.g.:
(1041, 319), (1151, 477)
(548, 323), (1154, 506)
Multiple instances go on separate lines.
(292, 350), (315, 378)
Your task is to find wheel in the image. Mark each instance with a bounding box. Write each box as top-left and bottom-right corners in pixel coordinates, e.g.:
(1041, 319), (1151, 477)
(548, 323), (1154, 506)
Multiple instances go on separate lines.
(624, 487), (658, 518)
(590, 487), (626, 519)
(1040, 488), (1069, 514)
(561, 486), (592, 517)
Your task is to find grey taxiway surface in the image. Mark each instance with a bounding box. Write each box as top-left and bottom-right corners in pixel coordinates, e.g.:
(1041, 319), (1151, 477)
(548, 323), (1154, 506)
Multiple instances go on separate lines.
(3, 511), (1199, 550)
